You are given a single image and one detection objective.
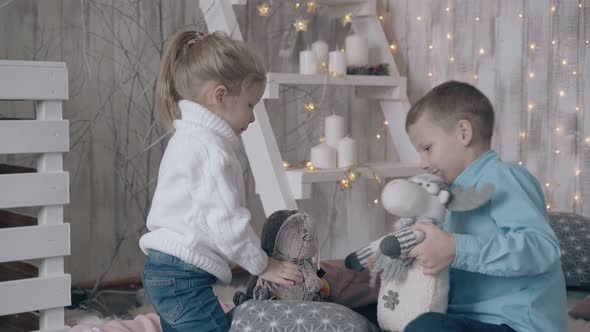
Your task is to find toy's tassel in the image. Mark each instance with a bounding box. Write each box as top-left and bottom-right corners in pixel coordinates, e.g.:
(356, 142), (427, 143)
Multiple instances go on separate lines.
(370, 252), (410, 287)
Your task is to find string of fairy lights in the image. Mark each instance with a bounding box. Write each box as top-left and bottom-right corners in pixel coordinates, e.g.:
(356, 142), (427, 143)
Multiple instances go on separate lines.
(255, 0), (588, 212)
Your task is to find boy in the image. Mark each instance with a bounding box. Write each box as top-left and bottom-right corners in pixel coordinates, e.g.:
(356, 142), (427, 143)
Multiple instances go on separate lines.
(403, 81), (567, 332)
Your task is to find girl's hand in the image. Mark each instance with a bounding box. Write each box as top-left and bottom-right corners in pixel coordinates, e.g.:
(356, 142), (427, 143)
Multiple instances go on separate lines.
(407, 222), (456, 275)
(259, 257), (304, 286)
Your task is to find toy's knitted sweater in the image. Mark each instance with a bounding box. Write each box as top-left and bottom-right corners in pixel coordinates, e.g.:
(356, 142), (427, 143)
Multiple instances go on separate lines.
(139, 100), (267, 284)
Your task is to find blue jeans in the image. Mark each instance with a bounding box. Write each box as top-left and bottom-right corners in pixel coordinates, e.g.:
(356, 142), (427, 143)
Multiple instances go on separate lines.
(405, 312), (517, 332)
(142, 250), (229, 332)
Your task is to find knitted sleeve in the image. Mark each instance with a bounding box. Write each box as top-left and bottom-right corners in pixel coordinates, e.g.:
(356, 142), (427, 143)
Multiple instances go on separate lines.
(452, 164), (561, 277)
(188, 143), (268, 276)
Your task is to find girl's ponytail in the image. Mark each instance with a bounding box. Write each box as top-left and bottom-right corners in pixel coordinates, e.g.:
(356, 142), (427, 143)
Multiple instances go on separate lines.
(156, 31), (196, 131)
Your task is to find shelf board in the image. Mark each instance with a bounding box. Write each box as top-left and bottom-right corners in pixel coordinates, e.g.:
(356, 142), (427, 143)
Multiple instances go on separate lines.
(264, 72), (406, 100)
(286, 162), (421, 199)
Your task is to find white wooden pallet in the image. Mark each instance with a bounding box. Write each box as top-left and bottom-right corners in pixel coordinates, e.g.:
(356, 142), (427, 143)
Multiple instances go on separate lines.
(0, 60), (71, 332)
(200, 0), (419, 214)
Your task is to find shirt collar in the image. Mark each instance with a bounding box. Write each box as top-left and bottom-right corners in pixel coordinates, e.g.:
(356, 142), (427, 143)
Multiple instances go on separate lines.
(176, 99), (240, 150)
(453, 150), (498, 187)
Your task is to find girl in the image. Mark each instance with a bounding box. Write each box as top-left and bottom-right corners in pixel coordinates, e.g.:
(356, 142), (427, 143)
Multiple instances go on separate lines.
(139, 31), (303, 332)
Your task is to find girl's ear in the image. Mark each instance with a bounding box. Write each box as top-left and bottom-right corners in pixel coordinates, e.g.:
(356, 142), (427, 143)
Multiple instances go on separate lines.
(213, 85), (228, 105)
(457, 119), (474, 146)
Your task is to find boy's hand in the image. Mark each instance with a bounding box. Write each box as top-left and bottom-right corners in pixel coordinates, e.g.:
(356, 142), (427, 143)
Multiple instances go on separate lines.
(407, 223), (456, 275)
(259, 257), (304, 286)
(366, 256), (375, 271)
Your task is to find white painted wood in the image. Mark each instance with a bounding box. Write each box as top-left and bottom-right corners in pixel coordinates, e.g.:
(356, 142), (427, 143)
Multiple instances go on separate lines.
(0, 60), (68, 100)
(0, 224), (70, 263)
(200, 0), (243, 40)
(550, 1), (580, 212)
(286, 162), (420, 199)
(0, 275), (70, 316)
(318, 0), (377, 18)
(0, 172), (69, 209)
(582, 2), (590, 217)
(351, 14), (418, 162)
(494, 1), (524, 163)
(244, 105), (299, 214)
(264, 72), (406, 100)
(525, 0), (552, 186)
(0, 120), (68, 154)
(36, 77), (69, 331)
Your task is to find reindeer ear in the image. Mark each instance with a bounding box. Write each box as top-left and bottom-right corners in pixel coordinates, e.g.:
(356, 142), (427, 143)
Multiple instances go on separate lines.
(447, 183), (495, 211)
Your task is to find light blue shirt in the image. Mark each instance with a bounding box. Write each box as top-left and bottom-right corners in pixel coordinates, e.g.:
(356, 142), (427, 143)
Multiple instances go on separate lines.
(445, 150), (567, 332)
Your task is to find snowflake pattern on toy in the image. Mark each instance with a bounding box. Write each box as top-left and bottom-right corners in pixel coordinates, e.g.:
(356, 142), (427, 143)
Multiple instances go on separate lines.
(382, 290), (400, 310)
(230, 300), (381, 332)
(548, 212), (590, 289)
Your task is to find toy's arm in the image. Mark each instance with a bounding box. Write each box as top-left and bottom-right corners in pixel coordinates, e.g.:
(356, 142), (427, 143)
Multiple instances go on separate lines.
(252, 279), (272, 300)
(301, 260), (322, 293)
(379, 226), (425, 258)
(233, 275), (258, 305)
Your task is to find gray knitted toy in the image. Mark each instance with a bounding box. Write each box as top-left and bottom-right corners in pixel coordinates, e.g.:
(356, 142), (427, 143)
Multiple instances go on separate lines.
(233, 210), (322, 305)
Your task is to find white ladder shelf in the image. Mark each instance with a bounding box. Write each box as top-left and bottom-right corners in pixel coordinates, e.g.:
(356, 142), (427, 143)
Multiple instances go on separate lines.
(200, 0), (420, 215)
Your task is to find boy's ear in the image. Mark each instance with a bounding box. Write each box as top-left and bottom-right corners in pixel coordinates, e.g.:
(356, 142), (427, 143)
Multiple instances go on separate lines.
(457, 119), (474, 146)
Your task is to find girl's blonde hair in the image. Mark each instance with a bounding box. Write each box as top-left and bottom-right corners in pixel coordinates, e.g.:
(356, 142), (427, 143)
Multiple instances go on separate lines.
(156, 31), (267, 130)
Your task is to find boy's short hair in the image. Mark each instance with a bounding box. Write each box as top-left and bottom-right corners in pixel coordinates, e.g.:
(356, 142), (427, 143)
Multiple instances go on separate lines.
(406, 81), (495, 144)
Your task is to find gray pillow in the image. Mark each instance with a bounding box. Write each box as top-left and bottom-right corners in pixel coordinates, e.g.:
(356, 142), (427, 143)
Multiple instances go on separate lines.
(548, 212), (590, 290)
(229, 300), (381, 331)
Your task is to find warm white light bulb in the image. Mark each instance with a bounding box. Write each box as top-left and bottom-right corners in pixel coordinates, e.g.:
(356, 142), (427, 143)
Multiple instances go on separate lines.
(529, 72), (535, 78)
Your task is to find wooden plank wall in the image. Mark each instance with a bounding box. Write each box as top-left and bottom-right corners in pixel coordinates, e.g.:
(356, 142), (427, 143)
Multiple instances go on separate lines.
(0, 0), (588, 283)
(386, 0), (589, 216)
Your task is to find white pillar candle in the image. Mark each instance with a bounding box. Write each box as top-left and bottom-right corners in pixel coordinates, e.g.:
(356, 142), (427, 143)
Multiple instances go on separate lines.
(325, 114), (345, 149)
(311, 40), (329, 64)
(328, 50), (347, 76)
(338, 136), (358, 168)
(310, 143), (337, 169)
(345, 34), (369, 66)
(299, 50), (318, 75)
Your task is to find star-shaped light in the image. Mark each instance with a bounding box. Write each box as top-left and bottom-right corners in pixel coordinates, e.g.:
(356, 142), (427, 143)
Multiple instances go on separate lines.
(307, 1), (318, 13)
(342, 13), (352, 26)
(294, 18), (308, 32)
(257, 2), (270, 16)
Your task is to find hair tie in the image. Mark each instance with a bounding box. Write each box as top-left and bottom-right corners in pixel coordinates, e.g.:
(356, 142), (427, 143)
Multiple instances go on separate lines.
(186, 31), (206, 48)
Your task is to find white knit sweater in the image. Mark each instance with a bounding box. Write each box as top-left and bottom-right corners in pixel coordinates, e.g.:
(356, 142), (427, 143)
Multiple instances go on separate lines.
(139, 100), (268, 284)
